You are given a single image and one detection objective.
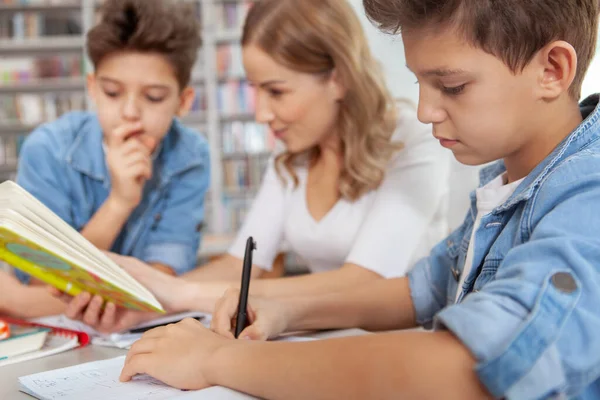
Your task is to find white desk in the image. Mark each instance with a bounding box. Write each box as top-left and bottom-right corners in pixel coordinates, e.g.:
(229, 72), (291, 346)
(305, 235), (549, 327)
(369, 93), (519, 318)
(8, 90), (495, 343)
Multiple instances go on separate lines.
(1, 328), (367, 399)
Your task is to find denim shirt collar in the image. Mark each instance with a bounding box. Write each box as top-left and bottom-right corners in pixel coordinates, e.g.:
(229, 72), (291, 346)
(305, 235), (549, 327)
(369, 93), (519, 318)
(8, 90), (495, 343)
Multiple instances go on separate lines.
(477, 94), (600, 214)
(64, 116), (202, 187)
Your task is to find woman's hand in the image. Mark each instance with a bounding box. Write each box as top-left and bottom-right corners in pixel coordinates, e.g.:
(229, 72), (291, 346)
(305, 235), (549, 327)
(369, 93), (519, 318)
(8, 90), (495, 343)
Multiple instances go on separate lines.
(210, 288), (292, 340)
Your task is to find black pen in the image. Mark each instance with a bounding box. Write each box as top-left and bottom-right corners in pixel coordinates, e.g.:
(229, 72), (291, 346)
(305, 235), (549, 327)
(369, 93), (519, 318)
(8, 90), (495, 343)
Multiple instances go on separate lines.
(235, 236), (256, 338)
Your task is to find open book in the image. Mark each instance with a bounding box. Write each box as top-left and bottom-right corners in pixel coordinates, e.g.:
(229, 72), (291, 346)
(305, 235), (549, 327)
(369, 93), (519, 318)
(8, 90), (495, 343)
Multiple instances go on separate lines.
(0, 181), (164, 313)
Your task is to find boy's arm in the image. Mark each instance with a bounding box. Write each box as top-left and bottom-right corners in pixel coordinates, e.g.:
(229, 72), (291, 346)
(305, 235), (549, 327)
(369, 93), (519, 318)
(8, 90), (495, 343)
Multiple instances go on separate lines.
(208, 232), (458, 338)
(0, 270), (65, 318)
(140, 142), (210, 275)
(270, 277), (416, 332)
(122, 319), (490, 399)
(79, 195), (133, 251)
(426, 166), (600, 398)
(208, 331), (489, 400)
(81, 123), (157, 252)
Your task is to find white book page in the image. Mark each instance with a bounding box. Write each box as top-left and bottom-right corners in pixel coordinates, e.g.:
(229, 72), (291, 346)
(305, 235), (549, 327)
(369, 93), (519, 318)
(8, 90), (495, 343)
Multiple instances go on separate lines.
(0, 183), (147, 289)
(0, 182), (147, 288)
(0, 181), (161, 309)
(0, 216), (150, 304)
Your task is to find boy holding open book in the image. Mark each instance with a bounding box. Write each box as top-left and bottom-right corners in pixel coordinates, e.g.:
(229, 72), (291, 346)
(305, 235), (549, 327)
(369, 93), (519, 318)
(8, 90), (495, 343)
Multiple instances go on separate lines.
(0, 0), (209, 318)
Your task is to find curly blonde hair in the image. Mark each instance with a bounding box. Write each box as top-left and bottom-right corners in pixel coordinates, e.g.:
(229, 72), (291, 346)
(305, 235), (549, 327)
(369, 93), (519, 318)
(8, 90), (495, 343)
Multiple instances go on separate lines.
(242, 0), (402, 200)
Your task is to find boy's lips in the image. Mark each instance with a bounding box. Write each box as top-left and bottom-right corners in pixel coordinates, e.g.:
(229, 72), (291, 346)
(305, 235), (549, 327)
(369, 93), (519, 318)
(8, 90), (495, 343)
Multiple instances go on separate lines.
(434, 135), (460, 148)
(125, 130), (144, 140)
(439, 138), (459, 148)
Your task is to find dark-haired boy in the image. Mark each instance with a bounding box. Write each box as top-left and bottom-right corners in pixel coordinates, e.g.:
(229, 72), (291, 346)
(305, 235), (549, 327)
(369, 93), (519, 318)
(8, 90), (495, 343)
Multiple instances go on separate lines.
(0, 0), (209, 318)
(119, 0), (600, 398)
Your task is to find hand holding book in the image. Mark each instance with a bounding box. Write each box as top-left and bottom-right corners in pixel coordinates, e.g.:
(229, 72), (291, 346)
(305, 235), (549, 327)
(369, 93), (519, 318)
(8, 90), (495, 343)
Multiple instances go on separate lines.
(50, 253), (194, 333)
(0, 181), (164, 313)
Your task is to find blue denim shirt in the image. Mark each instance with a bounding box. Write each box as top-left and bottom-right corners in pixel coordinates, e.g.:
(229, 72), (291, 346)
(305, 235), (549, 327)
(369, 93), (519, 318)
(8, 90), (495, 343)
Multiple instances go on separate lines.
(408, 94), (600, 399)
(15, 111), (210, 280)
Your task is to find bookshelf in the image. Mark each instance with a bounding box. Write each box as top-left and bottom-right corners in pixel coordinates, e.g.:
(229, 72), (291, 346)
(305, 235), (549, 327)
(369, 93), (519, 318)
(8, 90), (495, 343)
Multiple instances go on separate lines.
(0, 0), (272, 256)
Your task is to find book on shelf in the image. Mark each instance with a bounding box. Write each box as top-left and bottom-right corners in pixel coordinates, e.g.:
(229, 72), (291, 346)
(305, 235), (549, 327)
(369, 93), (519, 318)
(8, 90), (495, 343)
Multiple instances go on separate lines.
(189, 84), (207, 114)
(217, 79), (255, 115)
(215, 0), (252, 32)
(222, 155), (269, 190)
(0, 7), (81, 39)
(0, 55), (83, 85)
(221, 121), (274, 154)
(0, 92), (86, 126)
(0, 180), (164, 313)
(216, 43), (244, 78)
(221, 196), (252, 234)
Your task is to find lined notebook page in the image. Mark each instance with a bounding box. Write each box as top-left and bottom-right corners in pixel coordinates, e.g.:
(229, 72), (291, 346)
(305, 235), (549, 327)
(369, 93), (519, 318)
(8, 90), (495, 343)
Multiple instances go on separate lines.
(19, 356), (254, 400)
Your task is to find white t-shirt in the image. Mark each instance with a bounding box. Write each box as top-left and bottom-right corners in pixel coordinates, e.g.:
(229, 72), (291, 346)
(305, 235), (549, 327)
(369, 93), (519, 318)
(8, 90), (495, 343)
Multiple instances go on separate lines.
(455, 173), (525, 302)
(228, 106), (451, 278)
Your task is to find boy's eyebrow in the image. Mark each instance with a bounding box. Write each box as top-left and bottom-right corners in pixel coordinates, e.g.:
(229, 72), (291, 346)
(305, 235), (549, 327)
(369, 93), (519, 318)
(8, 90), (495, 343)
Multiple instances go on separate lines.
(98, 77), (171, 90)
(405, 65), (468, 77)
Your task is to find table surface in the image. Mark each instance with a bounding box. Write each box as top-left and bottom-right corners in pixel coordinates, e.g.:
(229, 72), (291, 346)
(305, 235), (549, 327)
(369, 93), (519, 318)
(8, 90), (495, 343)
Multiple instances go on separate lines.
(1, 328), (367, 399)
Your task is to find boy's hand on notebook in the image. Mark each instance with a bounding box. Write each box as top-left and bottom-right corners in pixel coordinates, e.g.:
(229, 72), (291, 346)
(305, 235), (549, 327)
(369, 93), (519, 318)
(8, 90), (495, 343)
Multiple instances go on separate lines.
(211, 288), (290, 340)
(120, 317), (225, 390)
(105, 122), (157, 211)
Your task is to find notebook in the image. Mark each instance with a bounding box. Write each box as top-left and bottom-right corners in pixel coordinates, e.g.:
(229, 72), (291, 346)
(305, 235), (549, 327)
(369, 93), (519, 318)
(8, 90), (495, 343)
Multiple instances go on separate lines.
(18, 337), (315, 399)
(0, 317), (90, 368)
(33, 311), (211, 350)
(19, 356), (255, 400)
(0, 322), (49, 359)
(0, 181), (164, 313)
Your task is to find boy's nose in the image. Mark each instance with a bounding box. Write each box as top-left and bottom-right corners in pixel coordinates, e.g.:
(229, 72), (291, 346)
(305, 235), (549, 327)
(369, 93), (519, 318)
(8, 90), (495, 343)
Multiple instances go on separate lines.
(417, 89), (446, 125)
(122, 97), (142, 121)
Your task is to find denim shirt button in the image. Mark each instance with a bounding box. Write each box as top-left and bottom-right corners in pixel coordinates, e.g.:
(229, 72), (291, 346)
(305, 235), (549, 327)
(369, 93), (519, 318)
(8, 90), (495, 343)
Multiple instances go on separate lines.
(451, 267), (461, 282)
(551, 272), (577, 294)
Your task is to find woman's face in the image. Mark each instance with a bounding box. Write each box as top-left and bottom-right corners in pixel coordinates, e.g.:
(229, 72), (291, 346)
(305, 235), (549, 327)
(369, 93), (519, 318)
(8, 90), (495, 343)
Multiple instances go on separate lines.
(242, 44), (345, 153)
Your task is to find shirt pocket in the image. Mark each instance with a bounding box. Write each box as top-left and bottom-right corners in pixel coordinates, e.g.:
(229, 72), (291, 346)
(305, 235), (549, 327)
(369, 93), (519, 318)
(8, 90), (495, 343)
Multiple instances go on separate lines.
(471, 257), (503, 293)
(445, 221), (470, 259)
(147, 188), (169, 232)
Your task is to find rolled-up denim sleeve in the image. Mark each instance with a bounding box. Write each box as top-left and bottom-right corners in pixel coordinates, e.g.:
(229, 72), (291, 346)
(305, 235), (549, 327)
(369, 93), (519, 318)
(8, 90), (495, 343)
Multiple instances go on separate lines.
(435, 162), (600, 399)
(141, 144), (210, 275)
(408, 230), (458, 327)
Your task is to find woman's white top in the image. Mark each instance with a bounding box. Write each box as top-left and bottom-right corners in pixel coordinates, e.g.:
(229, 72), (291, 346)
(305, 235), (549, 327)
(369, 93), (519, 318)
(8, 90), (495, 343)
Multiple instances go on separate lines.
(228, 106), (451, 278)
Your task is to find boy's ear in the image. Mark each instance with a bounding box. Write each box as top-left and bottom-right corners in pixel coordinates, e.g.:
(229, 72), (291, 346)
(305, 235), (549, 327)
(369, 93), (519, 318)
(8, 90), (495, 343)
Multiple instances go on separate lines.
(536, 40), (578, 100)
(176, 87), (196, 117)
(86, 73), (98, 103)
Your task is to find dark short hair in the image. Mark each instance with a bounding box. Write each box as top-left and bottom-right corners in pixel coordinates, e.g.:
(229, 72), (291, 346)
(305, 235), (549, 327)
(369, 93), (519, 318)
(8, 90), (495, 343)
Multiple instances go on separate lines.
(87, 0), (201, 88)
(363, 0), (599, 98)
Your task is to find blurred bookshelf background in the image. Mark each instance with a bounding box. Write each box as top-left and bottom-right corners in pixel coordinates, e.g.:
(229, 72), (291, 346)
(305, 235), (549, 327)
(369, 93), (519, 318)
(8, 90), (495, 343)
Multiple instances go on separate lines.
(0, 0), (280, 264)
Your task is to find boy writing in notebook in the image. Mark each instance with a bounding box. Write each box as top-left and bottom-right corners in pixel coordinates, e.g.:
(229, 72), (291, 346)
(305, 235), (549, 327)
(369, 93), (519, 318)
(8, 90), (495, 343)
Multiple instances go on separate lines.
(120, 0), (600, 398)
(0, 0), (209, 318)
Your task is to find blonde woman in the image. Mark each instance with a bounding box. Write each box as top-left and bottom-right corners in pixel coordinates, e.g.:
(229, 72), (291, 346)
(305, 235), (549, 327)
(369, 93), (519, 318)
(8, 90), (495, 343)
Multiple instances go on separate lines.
(59, 0), (450, 332)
